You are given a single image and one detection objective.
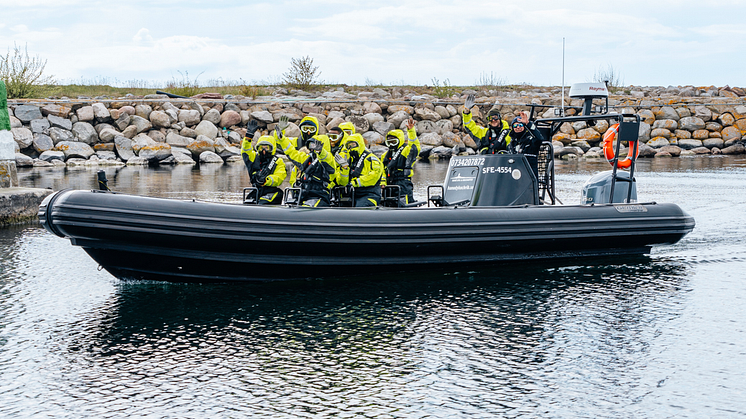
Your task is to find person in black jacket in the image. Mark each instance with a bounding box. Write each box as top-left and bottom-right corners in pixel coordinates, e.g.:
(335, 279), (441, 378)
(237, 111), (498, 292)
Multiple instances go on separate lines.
(509, 111), (545, 180)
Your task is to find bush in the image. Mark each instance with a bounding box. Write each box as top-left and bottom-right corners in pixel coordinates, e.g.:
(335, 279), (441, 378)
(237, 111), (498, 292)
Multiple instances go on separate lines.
(431, 77), (455, 98)
(282, 56), (322, 91)
(163, 70), (203, 97)
(0, 43), (55, 99)
(593, 64), (624, 90)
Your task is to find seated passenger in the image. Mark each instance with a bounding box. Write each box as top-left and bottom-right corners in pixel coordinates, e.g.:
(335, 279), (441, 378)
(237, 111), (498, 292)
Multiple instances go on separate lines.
(241, 121), (287, 205)
(277, 130), (335, 207)
(334, 134), (383, 207)
(508, 111), (545, 179)
(381, 118), (420, 206)
(275, 115), (330, 187)
(462, 94), (511, 154)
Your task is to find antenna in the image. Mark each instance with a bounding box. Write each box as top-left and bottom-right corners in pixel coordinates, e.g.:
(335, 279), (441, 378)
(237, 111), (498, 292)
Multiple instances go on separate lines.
(561, 37), (565, 117)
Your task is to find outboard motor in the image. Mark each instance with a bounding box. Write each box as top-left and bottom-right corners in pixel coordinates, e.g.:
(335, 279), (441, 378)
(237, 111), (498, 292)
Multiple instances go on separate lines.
(581, 170), (637, 204)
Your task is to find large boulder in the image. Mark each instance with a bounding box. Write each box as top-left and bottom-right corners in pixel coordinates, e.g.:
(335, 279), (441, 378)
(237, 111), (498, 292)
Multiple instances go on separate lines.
(14, 153), (33, 167)
(203, 108), (221, 125)
(178, 109), (202, 126)
(138, 143), (173, 162)
(187, 135), (216, 158)
(653, 106), (680, 121)
(678, 116), (706, 131)
(721, 126), (741, 142)
(166, 132), (194, 147)
(345, 116), (370, 134)
(419, 132), (443, 146)
(13, 105), (43, 123)
(363, 112), (384, 126)
(49, 127), (75, 145)
(76, 105), (95, 122)
(131, 133), (157, 154)
(199, 151), (224, 164)
(47, 114), (73, 131)
(56, 141), (95, 159)
(72, 122), (99, 145)
(39, 150), (66, 162)
(114, 135), (135, 161)
(41, 104), (71, 118)
(30, 118), (50, 134)
(372, 121), (395, 136)
(194, 120), (218, 140)
(702, 138), (724, 149)
(135, 104), (152, 120)
(149, 110), (171, 129)
(386, 111), (410, 128)
(219, 110), (242, 128)
(678, 139), (703, 150)
(362, 131), (383, 147)
(92, 103), (111, 122)
(652, 119), (678, 130)
(12, 127), (34, 149)
(250, 110), (274, 124)
(414, 106), (441, 121)
(33, 133), (54, 153)
(129, 115), (152, 134)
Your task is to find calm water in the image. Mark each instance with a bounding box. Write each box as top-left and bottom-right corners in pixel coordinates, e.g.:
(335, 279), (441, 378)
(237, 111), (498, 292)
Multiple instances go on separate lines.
(1, 157), (745, 418)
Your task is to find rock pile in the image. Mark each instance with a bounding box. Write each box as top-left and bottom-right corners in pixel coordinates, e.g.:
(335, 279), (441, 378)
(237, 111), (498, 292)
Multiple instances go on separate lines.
(7, 87), (746, 168)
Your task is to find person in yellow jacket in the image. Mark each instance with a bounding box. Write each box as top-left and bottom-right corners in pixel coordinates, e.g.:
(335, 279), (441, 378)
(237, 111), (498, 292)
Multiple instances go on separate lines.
(241, 121), (287, 205)
(339, 121), (356, 137)
(277, 127), (335, 207)
(275, 115), (331, 187)
(380, 117), (420, 206)
(334, 134), (383, 207)
(462, 93), (511, 154)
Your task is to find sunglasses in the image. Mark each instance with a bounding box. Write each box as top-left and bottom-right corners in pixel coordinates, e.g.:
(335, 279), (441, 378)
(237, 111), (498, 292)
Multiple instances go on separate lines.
(300, 125), (316, 133)
(512, 123), (525, 128)
(328, 133), (342, 141)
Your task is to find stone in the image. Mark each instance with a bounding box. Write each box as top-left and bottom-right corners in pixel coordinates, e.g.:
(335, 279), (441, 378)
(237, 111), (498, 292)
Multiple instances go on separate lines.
(138, 143), (173, 162)
(386, 111), (410, 128)
(576, 128), (601, 142)
(126, 156), (149, 166)
(41, 104), (71, 118)
(187, 135), (216, 158)
(363, 112), (384, 126)
(387, 105), (414, 115)
(674, 129), (692, 139)
(148, 130), (166, 143)
(638, 143), (657, 158)
(372, 121), (395, 136)
(651, 128), (672, 138)
(9, 115), (21, 129)
(435, 119), (454, 134)
(638, 122), (651, 141)
(39, 150), (66, 162)
(702, 138), (724, 149)
(414, 120), (438, 134)
(130, 115), (152, 134)
(121, 125), (137, 139)
(203, 109), (221, 125)
(194, 120), (218, 140)
(658, 145), (682, 156)
(721, 126), (741, 142)
(120, 105), (136, 116)
(692, 129), (709, 139)
(76, 106), (94, 122)
(552, 133), (572, 145)
(721, 143), (745, 155)
(434, 106), (450, 120)
(12, 127), (33, 149)
(30, 118), (50, 134)
(48, 127), (75, 144)
(180, 127), (197, 138)
(149, 110), (171, 129)
(735, 118), (746, 134)
(166, 132), (194, 147)
(345, 116), (370, 134)
(47, 114), (72, 131)
(131, 133), (157, 154)
(363, 102), (382, 115)
(678, 116), (705, 131)
(135, 104), (152, 120)
(571, 140), (591, 152)
(653, 106), (680, 121)
(199, 151), (224, 163)
(115, 113), (131, 131)
(593, 119), (610, 134)
(15, 153), (34, 167)
(571, 121), (587, 132)
(13, 105), (43, 123)
(694, 106), (712, 122)
(678, 139), (703, 150)
(250, 110), (273, 124)
(95, 150), (118, 161)
(92, 103), (110, 121)
(325, 117), (345, 131)
(449, 114), (461, 128)
(56, 141), (95, 159)
(72, 122), (98, 145)
(430, 146), (453, 159)
(219, 110), (242, 128)
(689, 146), (711, 155)
(652, 119), (678, 130)
(362, 131), (383, 147)
(705, 122), (722, 132)
(98, 128), (119, 143)
(647, 137), (671, 148)
(114, 136), (135, 161)
(419, 132), (443, 146)
(717, 113), (735, 126)
(33, 133), (54, 153)
(93, 143), (115, 152)
(637, 109), (655, 125)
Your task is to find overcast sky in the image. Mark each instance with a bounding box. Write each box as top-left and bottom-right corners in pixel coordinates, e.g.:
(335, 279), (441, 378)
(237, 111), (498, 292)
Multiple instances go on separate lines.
(1, 0), (744, 88)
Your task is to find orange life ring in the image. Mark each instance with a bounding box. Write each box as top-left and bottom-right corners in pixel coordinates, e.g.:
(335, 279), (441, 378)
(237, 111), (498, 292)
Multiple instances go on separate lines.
(603, 123), (639, 169)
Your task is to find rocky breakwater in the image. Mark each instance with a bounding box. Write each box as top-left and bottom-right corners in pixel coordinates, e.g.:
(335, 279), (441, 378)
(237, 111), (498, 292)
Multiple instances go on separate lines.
(6, 87), (746, 170)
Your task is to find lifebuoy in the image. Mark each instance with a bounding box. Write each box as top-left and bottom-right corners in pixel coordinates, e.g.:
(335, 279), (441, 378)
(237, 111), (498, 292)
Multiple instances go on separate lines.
(603, 123), (639, 169)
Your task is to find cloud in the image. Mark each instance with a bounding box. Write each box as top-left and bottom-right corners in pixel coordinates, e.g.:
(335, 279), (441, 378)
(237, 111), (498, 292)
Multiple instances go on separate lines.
(133, 28), (154, 43)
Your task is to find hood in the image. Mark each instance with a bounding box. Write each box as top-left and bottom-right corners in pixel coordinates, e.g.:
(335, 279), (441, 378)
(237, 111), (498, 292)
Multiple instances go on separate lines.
(298, 115), (320, 132)
(339, 121), (356, 135)
(344, 133), (366, 155)
(386, 129), (406, 149)
(254, 135), (276, 154)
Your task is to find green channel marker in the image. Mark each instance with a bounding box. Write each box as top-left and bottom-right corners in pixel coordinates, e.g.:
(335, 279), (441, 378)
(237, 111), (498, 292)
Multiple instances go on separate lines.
(0, 80), (10, 131)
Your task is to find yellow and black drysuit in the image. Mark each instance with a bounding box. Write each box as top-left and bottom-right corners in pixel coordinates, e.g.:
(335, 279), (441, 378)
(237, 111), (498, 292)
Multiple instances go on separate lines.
(278, 131), (335, 208)
(241, 135), (287, 205)
(276, 115), (331, 187)
(380, 126), (420, 206)
(463, 108), (512, 155)
(335, 134), (384, 207)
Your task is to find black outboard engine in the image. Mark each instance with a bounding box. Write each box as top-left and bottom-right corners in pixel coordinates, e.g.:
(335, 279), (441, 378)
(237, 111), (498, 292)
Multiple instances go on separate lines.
(581, 170), (637, 204)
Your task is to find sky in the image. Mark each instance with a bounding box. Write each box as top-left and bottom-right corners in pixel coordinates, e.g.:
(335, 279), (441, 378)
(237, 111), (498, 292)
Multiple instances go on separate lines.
(1, 0), (744, 88)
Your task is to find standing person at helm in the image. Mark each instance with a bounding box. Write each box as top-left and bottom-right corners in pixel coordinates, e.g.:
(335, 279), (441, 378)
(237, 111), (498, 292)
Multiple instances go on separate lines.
(462, 94), (511, 154)
(241, 120), (287, 205)
(275, 114), (330, 187)
(381, 118), (420, 206)
(508, 111), (545, 179)
(334, 134), (384, 207)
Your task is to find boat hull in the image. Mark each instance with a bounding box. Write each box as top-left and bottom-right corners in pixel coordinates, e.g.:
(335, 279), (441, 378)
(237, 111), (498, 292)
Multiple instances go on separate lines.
(39, 189), (695, 282)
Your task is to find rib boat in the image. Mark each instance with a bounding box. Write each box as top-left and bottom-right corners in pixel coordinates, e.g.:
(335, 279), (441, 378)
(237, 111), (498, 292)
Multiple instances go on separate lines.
(38, 84), (695, 282)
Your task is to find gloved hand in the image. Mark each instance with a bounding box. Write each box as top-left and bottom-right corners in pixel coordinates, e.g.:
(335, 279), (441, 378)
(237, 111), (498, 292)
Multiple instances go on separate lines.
(278, 115), (289, 131)
(334, 153), (349, 168)
(274, 126), (283, 140)
(464, 94), (475, 112)
(307, 139), (323, 152)
(246, 120), (259, 138)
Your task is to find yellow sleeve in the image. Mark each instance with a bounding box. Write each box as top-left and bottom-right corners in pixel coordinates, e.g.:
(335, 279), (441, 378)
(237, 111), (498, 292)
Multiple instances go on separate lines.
(462, 112), (487, 139)
(265, 158), (287, 187)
